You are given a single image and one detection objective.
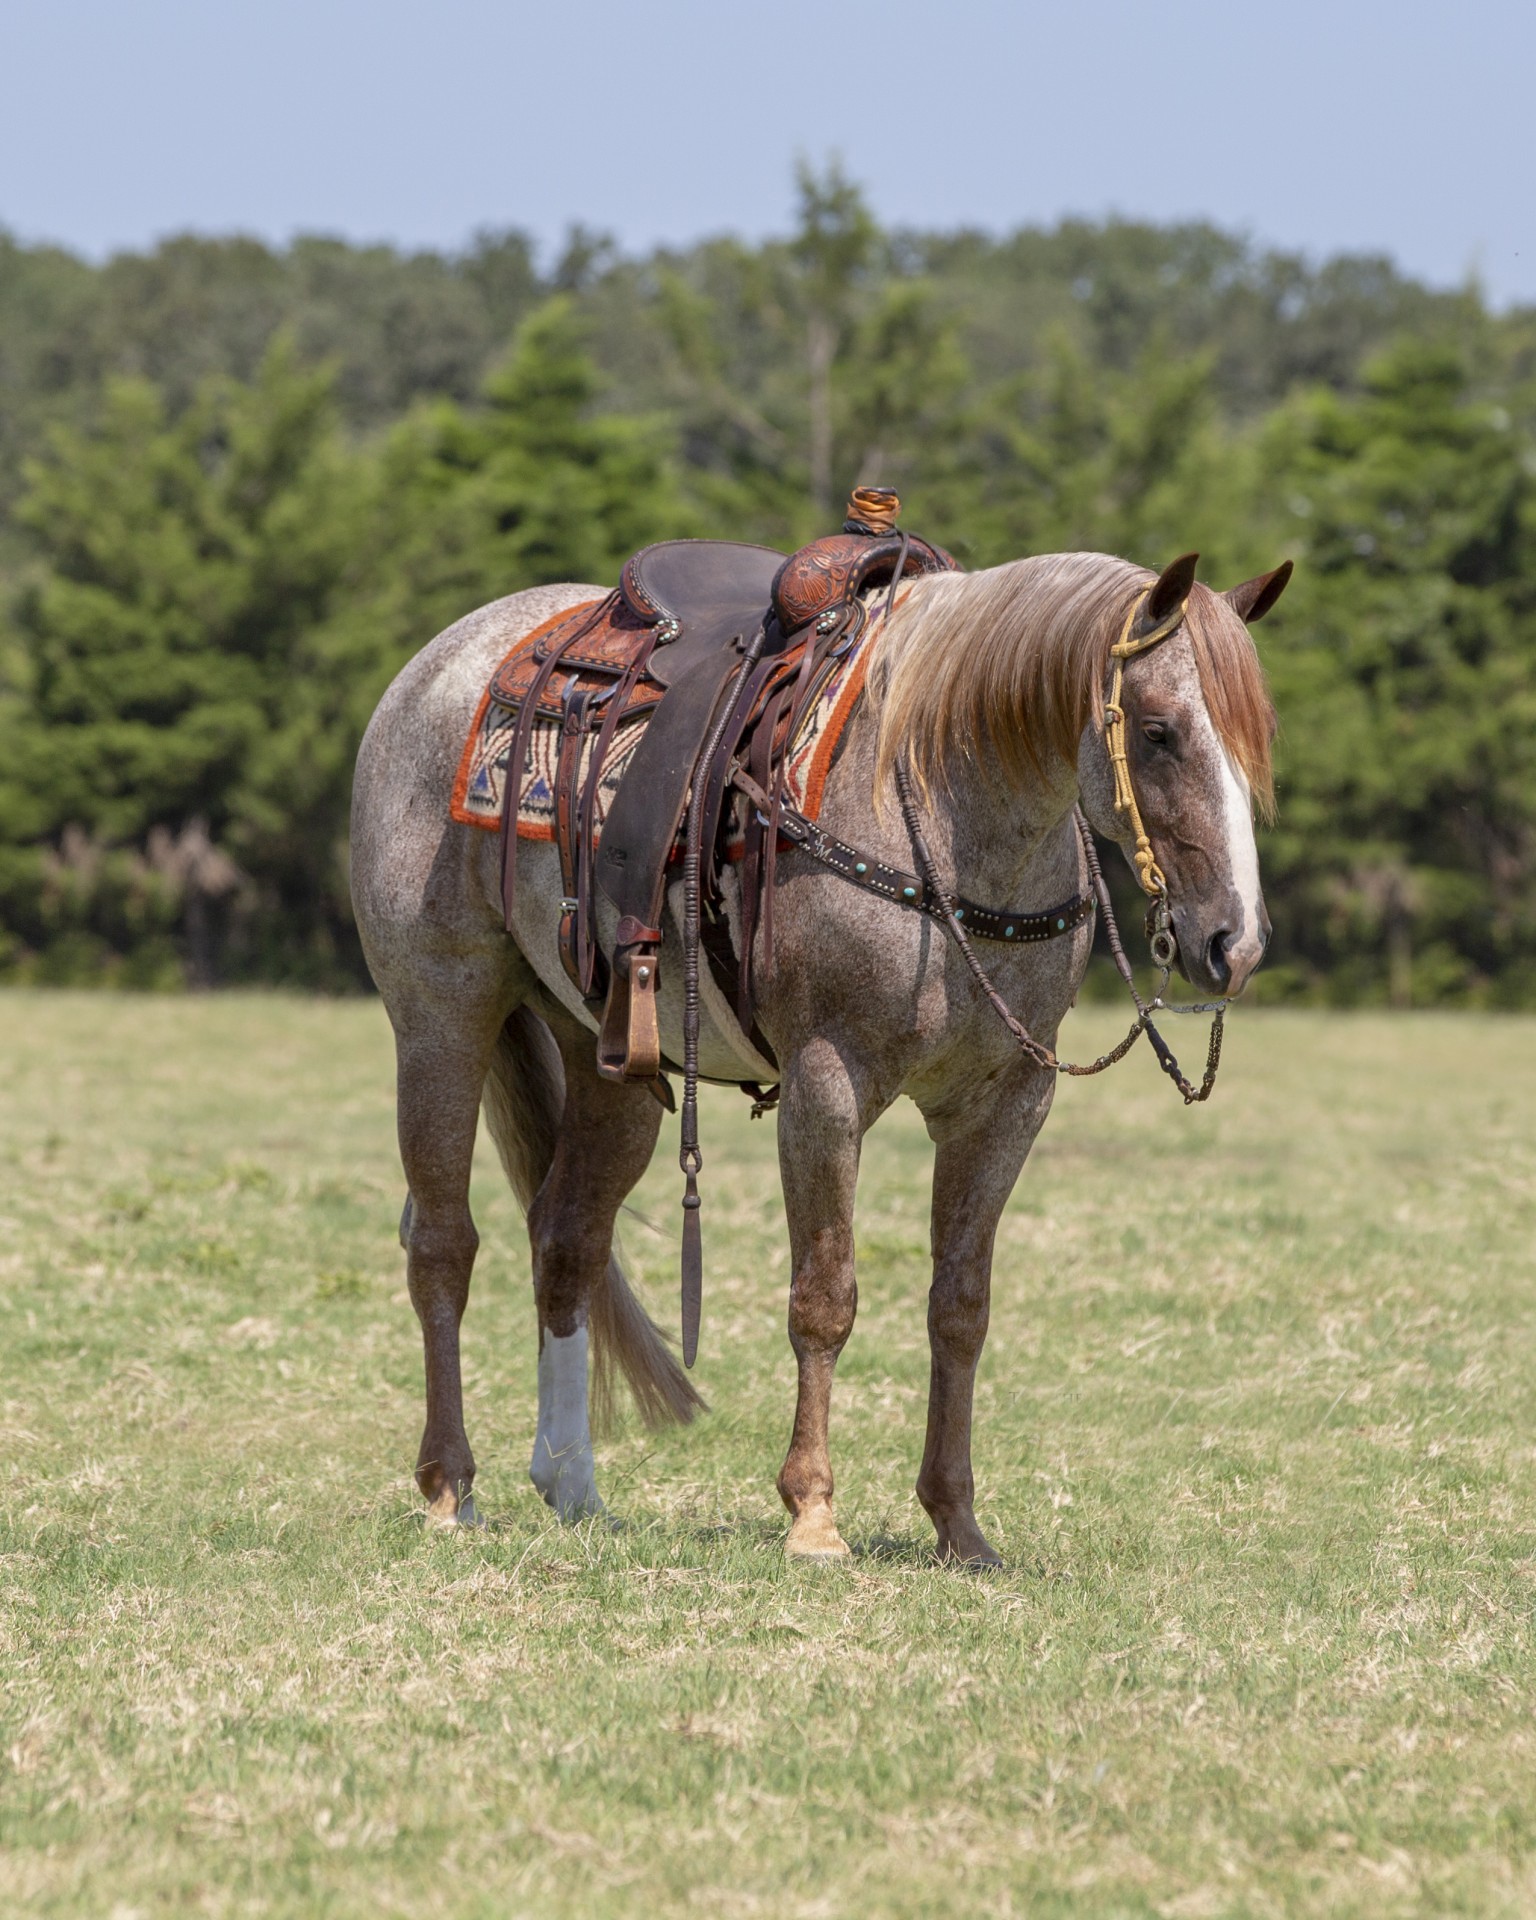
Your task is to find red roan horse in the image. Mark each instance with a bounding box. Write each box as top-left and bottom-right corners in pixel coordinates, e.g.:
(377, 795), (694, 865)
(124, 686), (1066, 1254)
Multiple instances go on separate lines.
(350, 546), (1285, 1563)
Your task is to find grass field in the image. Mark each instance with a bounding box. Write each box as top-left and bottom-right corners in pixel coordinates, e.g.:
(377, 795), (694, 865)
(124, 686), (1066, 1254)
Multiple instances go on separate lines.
(3, 992), (1536, 1917)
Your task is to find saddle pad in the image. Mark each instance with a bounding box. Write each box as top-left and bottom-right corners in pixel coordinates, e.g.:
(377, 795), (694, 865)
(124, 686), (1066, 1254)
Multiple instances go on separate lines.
(450, 597), (882, 844)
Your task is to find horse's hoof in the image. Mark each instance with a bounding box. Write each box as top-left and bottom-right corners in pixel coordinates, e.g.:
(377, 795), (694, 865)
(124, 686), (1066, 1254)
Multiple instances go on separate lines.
(785, 1511), (850, 1561)
(937, 1537), (1002, 1570)
(425, 1488), (484, 1529)
(531, 1471), (609, 1527)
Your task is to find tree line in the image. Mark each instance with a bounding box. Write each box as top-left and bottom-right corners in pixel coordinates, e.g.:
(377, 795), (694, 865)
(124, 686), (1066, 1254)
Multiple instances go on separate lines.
(1, 167), (1533, 1002)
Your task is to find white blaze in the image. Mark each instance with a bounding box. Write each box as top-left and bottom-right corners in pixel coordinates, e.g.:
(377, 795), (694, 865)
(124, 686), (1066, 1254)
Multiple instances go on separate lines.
(529, 1326), (604, 1520)
(1218, 742), (1264, 968)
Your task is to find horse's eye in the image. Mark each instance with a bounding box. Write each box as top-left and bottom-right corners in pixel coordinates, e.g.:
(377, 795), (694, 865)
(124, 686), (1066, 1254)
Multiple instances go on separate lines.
(1142, 720), (1172, 748)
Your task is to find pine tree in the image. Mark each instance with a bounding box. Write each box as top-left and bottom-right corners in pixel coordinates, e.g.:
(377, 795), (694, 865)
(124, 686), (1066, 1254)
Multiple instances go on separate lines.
(0, 340), (365, 981)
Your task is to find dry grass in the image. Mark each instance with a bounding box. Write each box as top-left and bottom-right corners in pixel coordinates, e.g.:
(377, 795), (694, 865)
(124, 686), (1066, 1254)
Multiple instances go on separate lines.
(3, 992), (1536, 1916)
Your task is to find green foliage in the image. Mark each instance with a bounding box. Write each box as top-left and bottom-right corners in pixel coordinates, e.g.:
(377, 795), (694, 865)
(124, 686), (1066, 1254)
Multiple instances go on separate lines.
(344, 297), (690, 670)
(0, 342), (368, 982)
(1256, 343), (1536, 1004)
(0, 301), (694, 985)
(0, 178), (1533, 995)
(928, 336), (1245, 571)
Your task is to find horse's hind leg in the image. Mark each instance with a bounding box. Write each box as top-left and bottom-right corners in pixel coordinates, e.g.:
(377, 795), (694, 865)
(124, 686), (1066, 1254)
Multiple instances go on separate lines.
(394, 1007), (508, 1524)
(523, 1006), (663, 1520)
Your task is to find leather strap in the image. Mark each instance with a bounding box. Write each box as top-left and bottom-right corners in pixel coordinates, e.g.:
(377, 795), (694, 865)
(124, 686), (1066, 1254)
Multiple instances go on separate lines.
(501, 597), (614, 930)
(575, 637), (656, 996)
(736, 682), (791, 1031)
(732, 770), (1095, 947)
(555, 681), (599, 995)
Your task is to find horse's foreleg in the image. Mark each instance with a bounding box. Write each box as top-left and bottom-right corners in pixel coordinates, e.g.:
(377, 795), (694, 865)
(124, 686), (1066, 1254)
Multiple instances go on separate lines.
(775, 1041), (868, 1560)
(525, 1009), (662, 1521)
(918, 1073), (1054, 1566)
(395, 1022), (503, 1525)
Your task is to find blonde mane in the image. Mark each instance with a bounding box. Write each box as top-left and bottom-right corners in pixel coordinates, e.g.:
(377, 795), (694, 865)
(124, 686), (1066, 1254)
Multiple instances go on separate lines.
(871, 552), (1276, 817)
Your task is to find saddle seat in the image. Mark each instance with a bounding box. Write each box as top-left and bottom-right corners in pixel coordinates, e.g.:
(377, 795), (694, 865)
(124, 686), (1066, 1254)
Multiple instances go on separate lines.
(494, 489), (957, 1087)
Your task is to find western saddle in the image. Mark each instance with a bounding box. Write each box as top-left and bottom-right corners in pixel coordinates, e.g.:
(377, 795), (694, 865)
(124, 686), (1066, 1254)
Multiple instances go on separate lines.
(496, 487), (957, 1092)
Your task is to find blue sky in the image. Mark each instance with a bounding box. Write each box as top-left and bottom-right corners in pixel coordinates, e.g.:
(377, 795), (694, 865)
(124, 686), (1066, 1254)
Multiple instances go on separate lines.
(2, 0), (1530, 304)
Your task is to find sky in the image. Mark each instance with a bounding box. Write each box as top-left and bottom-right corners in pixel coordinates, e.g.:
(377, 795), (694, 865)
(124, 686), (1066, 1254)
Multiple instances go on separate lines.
(2, 0), (1531, 304)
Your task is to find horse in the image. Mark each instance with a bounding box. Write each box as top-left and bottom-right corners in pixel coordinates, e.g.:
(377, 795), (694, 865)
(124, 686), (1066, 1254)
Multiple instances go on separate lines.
(349, 545), (1285, 1564)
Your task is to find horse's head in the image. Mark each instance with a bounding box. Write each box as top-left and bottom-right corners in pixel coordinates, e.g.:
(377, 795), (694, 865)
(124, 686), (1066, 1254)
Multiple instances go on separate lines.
(1078, 553), (1289, 999)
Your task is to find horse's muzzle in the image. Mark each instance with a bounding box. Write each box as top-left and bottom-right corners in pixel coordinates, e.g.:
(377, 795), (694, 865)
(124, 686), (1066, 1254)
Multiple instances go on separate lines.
(1203, 922), (1269, 997)
(1171, 904), (1268, 998)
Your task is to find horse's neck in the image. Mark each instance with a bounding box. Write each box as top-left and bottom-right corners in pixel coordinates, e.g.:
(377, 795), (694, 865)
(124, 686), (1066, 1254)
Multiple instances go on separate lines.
(822, 694), (1082, 905)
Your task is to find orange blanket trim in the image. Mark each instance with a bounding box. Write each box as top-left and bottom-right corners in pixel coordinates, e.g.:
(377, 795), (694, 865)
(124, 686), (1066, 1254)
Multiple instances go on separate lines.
(799, 636), (874, 821)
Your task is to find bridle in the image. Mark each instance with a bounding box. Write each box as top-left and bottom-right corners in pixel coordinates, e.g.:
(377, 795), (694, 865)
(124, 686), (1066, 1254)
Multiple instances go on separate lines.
(893, 576), (1229, 1105)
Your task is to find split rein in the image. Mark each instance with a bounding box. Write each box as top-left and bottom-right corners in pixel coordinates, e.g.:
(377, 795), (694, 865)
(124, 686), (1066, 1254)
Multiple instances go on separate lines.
(892, 581), (1226, 1105)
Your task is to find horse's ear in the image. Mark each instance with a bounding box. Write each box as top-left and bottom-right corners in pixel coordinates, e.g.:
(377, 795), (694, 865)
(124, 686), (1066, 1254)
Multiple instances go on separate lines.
(1225, 560), (1293, 623)
(1146, 552), (1200, 624)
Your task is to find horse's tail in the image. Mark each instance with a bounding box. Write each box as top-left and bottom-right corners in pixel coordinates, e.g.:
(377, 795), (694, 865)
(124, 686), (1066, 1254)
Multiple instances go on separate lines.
(481, 1004), (706, 1433)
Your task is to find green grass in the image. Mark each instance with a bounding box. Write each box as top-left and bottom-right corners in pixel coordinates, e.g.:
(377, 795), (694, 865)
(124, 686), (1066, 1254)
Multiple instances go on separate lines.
(3, 992), (1536, 1917)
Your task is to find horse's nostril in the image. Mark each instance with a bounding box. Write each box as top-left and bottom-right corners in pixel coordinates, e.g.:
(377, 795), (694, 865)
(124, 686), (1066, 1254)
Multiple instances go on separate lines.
(1205, 930), (1233, 991)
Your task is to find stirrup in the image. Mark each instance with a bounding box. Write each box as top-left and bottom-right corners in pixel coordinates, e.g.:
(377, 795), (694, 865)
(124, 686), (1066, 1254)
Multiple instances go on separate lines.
(596, 918), (664, 1082)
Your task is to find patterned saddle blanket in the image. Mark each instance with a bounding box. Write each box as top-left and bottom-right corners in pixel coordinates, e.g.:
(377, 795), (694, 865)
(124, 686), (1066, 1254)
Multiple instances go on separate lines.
(450, 599), (881, 852)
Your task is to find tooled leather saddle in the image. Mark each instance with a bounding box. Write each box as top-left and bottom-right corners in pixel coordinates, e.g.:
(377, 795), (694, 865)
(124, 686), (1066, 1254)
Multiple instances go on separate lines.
(495, 488), (957, 1090)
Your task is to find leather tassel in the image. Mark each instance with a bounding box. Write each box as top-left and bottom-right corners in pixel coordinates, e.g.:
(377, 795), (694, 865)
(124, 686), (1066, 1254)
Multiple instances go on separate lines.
(680, 1169), (702, 1367)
